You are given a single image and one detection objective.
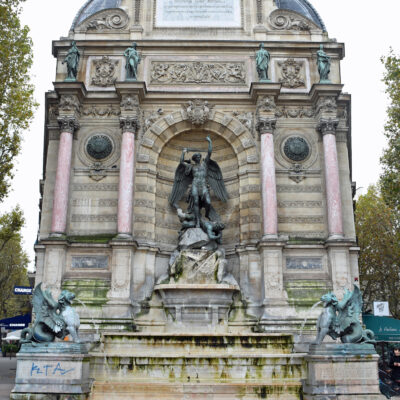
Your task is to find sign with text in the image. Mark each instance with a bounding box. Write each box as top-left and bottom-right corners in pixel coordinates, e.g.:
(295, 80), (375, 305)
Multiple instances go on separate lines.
(374, 301), (390, 317)
(14, 286), (33, 295)
(155, 0), (242, 28)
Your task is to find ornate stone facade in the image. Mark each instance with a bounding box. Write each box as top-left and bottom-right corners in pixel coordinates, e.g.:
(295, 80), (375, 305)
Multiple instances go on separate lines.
(32, 1), (365, 399)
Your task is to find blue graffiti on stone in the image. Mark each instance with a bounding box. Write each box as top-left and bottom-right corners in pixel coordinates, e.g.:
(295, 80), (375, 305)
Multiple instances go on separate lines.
(30, 362), (75, 376)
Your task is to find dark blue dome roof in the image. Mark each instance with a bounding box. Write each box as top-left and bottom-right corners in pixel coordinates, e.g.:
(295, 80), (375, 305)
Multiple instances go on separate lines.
(275, 0), (326, 31)
(71, 0), (122, 29)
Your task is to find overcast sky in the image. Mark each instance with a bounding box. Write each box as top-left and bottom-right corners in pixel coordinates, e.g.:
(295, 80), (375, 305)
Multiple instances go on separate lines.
(1, 0), (399, 270)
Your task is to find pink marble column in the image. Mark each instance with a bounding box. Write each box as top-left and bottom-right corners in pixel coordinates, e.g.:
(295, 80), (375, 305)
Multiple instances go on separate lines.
(117, 117), (139, 237)
(257, 118), (278, 238)
(51, 116), (79, 235)
(318, 118), (343, 238)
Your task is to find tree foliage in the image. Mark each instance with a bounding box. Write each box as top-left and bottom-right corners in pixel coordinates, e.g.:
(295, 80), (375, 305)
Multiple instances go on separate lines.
(0, 0), (36, 202)
(0, 206), (30, 319)
(381, 50), (400, 214)
(356, 186), (400, 317)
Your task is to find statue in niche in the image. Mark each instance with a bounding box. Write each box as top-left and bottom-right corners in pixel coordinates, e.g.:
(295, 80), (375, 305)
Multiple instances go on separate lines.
(62, 41), (80, 82)
(256, 43), (271, 82)
(169, 136), (228, 244)
(313, 285), (375, 345)
(316, 44), (331, 83)
(124, 42), (141, 81)
(20, 283), (80, 344)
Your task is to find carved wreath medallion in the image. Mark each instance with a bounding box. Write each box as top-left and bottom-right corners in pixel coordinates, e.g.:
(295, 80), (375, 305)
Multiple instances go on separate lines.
(91, 56), (119, 87)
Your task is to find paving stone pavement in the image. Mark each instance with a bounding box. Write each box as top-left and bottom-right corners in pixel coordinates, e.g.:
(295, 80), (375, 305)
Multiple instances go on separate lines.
(0, 357), (16, 400)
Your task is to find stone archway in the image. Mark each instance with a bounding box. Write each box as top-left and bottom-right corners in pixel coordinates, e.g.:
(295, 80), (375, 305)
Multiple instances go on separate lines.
(133, 110), (261, 247)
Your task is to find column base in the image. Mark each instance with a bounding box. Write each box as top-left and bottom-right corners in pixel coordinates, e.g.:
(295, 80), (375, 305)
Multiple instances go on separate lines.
(49, 232), (66, 238)
(327, 233), (345, 241)
(115, 233), (133, 240)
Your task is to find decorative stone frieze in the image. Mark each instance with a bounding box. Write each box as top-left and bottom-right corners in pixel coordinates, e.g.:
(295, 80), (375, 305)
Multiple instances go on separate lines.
(57, 116), (80, 134)
(256, 95), (276, 114)
(82, 105), (120, 117)
(150, 61), (246, 85)
(275, 106), (315, 119)
(277, 58), (305, 88)
(317, 118), (339, 135)
(183, 99), (214, 126)
(315, 96), (337, 115)
(59, 95), (81, 115)
(120, 94), (139, 112)
(91, 56), (119, 87)
(120, 116), (140, 133)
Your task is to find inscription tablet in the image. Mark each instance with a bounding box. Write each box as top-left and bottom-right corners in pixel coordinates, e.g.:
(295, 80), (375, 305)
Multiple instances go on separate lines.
(155, 0), (241, 28)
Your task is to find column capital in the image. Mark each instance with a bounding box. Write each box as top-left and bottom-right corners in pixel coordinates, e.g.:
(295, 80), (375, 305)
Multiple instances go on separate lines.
(120, 116), (140, 134)
(57, 116), (80, 134)
(317, 118), (339, 136)
(256, 117), (277, 136)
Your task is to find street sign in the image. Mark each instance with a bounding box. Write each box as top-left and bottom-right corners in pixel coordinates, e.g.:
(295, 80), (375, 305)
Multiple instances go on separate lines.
(0, 314), (31, 329)
(13, 286), (33, 295)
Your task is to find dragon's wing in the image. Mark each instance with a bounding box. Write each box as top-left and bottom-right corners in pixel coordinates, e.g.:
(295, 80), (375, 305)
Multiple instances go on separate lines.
(207, 159), (229, 202)
(169, 161), (192, 208)
(337, 285), (362, 326)
(32, 283), (64, 334)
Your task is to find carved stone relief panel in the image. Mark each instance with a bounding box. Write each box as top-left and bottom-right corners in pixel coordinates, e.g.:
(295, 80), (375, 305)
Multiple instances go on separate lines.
(271, 58), (310, 93)
(150, 61), (246, 85)
(75, 8), (130, 32)
(91, 56), (119, 87)
(144, 56), (252, 92)
(268, 9), (321, 32)
(86, 56), (125, 91)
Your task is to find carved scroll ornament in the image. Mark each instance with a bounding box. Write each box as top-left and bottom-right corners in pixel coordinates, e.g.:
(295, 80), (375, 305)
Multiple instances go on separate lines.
(269, 9), (320, 31)
(77, 8), (129, 31)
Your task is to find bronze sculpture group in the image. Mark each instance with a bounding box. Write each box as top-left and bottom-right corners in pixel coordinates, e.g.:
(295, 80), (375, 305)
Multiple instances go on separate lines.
(313, 285), (375, 345)
(21, 283), (80, 344)
(169, 136), (228, 244)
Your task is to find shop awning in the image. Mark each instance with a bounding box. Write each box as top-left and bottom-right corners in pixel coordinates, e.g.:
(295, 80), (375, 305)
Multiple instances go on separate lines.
(0, 314), (31, 330)
(363, 314), (400, 342)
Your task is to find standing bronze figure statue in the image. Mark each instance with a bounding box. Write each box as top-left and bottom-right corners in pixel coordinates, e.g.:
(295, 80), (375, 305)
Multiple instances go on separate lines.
(62, 41), (80, 82)
(316, 44), (331, 83)
(124, 42), (141, 81)
(256, 43), (271, 82)
(169, 136), (228, 230)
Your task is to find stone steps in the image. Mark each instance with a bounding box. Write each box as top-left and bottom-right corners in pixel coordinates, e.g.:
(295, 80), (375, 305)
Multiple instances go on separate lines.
(91, 382), (302, 400)
(88, 333), (306, 400)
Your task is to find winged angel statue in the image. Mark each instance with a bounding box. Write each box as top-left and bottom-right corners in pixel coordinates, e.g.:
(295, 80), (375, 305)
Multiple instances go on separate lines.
(169, 136), (228, 242)
(313, 285), (375, 345)
(20, 283), (80, 344)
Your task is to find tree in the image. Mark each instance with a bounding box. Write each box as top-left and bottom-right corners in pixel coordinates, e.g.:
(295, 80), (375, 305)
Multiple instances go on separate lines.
(356, 186), (400, 317)
(381, 50), (400, 215)
(0, 0), (36, 202)
(0, 207), (30, 319)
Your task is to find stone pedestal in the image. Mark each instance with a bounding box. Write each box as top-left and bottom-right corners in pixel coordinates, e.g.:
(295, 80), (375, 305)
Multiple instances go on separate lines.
(11, 343), (91, 400)
(155, 249), (239, 332)
(302, 343), (385, 400)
